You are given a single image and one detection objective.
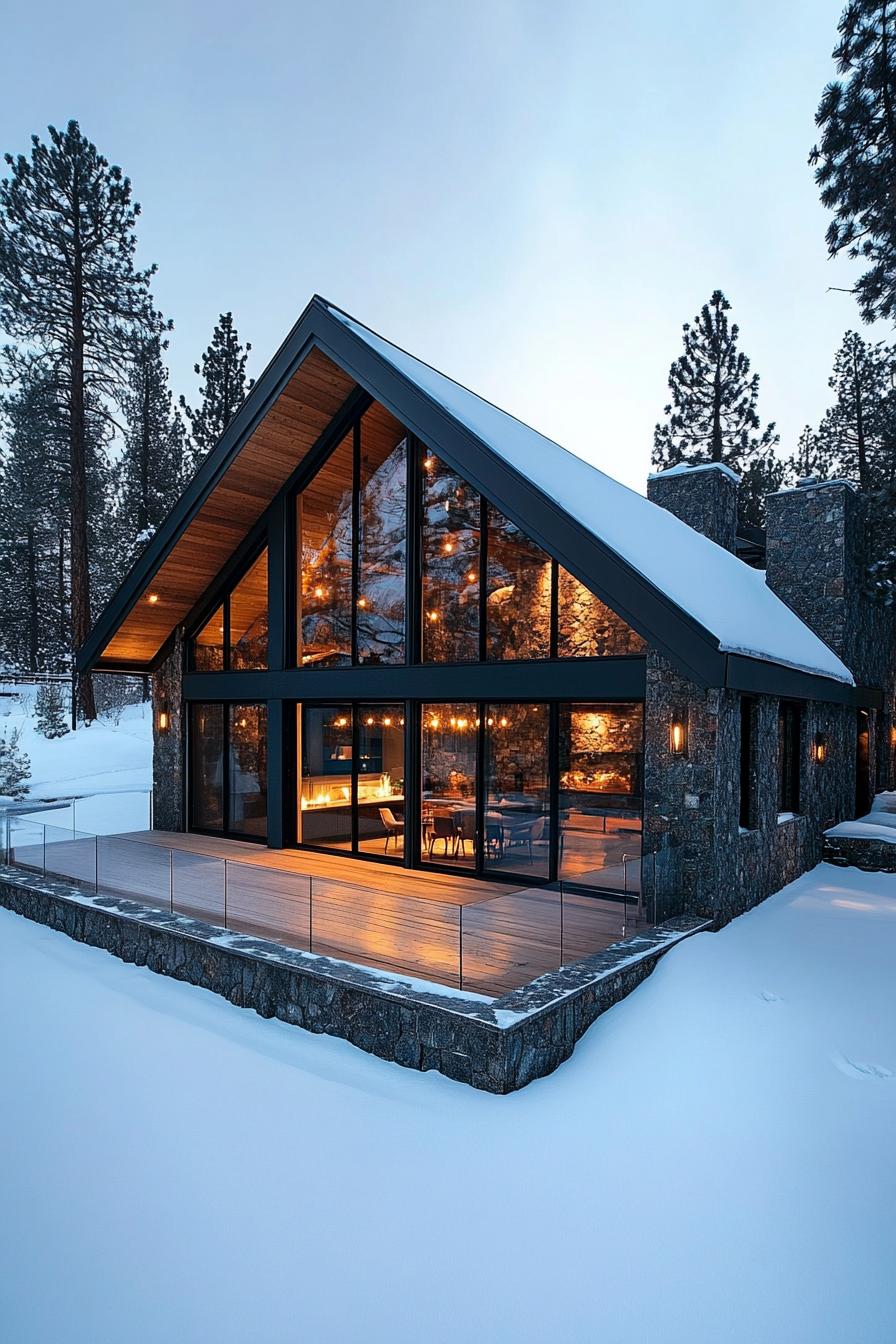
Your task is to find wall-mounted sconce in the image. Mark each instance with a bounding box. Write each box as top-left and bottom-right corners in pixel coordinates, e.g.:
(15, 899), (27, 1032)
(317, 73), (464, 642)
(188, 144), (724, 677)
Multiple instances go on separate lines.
(157, 702), (170, 733)
(669, 714), (687, 757)
(891, 724), (896, 749)
(812, 731), (828, 765)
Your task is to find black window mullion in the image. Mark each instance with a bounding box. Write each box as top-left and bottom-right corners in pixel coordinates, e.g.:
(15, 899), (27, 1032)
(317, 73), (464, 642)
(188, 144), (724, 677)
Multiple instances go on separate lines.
(351, 416), (361, 666)
(548, 701), (560, 881)
(223, 702), (231, 834)
(479, 497), (488, 663)
(475, 700), (486, 876)
(549, 559), (559, 660)
(351, 704), (359, 854)
(406, 436), (421, 666)
(223, 595), (231, 672)
(403, 699), (418, 868)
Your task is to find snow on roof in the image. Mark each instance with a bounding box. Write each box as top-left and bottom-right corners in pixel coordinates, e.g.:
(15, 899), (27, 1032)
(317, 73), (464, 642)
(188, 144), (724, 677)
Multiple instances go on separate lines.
(647, 462), (741, 484)
(325, 304), (853, 685)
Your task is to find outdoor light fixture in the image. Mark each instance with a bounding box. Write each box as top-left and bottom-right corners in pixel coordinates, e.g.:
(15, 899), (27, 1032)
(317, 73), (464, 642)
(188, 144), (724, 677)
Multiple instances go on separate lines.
(813, 732), (828, 765)
(891, 725), (896, 749)
(147, 592), (159, 605)
(157, 702), (169, 733)
(669, 715), (687, 756)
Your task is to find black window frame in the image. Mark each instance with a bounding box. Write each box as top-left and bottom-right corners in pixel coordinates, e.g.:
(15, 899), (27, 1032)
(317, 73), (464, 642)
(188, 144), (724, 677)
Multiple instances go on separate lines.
(778, 699), (802, 815)
(188, 541), (270, 674)
(188, 699), (269, 843)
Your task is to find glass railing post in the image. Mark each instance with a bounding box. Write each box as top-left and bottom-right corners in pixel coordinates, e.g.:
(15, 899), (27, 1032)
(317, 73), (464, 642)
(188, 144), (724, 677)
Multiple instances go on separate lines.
(42, 824), (46, 877)
(308, 877), (313, 953)
(168, 848), (174, 914)
(458, 904), (463, 992)
(224, 860), (228, 928)
(94, 835), (98, 892)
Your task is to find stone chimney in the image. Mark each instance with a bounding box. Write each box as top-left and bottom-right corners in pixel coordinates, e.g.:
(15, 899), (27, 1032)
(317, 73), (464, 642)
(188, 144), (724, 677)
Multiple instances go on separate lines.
(647, 462), (739, 552)
(764, 478), (862, 665)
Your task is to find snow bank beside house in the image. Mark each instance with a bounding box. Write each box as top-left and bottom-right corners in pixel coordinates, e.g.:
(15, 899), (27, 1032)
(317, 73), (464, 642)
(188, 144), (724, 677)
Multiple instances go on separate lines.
(1, 862), (894, 1343)
(0, 692), (151, 831)
(327, 303), (852, 684)
(826, 791), (896, 845)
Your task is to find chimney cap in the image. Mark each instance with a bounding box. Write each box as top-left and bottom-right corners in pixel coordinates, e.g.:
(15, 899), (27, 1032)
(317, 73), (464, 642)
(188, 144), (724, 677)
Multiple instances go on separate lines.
(647, 461), (741, 485)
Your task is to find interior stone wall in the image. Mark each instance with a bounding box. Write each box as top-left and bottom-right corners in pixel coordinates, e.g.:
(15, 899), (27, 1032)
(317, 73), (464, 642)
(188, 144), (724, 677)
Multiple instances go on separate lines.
(151, 633), (184, 832)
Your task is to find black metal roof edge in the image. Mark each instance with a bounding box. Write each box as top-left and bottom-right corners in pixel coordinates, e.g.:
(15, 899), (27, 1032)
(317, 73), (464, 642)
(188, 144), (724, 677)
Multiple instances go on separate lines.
(79, 295), (783, 689)
(725, 654), (879, 707)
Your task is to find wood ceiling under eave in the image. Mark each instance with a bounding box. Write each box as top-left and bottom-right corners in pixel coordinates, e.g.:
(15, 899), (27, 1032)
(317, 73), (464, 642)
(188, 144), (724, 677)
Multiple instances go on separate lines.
(97, 347), (357, 669)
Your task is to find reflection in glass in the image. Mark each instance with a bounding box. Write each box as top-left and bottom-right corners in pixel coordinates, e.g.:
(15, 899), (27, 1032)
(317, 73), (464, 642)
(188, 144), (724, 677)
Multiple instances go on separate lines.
(484, 704), (550, 876)
(190, 703), (224, 829)
(486, 507), (552, 660)
(358, 410), (407, 664)
(421, 703), (478, 867)
(194, 605), (225, 671)
(557, 567), (645, 658)
(228, 704), (268, 838)
(298, 431), (354, 666)
(230, 551), (268, 670)
(300, 705), (353, 848)
(421, 454), (480, 663)
(358, 705), (405, 856)
(558, 702), (643, 890)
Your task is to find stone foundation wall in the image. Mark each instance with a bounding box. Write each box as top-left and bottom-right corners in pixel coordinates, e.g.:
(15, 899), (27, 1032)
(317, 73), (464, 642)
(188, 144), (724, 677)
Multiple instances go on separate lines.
(0, 866), (707, 1093)
(824, 834), (896, 873)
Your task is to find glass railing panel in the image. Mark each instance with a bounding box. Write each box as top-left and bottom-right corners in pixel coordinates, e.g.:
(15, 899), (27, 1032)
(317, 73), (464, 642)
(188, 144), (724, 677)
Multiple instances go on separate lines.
(97, 835), (172, 911)
(310, 877), (461, 989)
(460, 885), (561, 996)
(7, 819), (47, 873)
(559, 884), (633, 965)
(171, 850), (226, 924)
(224, 862), (311, 949)
(42, 823), (97, 887)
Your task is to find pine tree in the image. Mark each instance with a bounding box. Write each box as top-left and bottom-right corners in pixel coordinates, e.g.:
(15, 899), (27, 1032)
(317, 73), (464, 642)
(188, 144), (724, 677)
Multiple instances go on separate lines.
(738, 452), (787, 530)
(0, 727), (30, 800)
(0, 121), (167, 720)
(34, 683), (69, 739)
(786, 424), (838, 482)
(181, 313), (253, 464)
(0, 372), (68, 671)
(812, 332), (896, 490)
(653, 290), (781, 525)
(119, 331), (189, 562)
(811, 1), (896, 324)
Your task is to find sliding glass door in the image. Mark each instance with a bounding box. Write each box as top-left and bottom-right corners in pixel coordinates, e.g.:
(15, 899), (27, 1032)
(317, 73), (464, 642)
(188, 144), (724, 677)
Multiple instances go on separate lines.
(189, 702), (268, 841)
(483, 704), (551, 879)
(298, 703), (405, 860)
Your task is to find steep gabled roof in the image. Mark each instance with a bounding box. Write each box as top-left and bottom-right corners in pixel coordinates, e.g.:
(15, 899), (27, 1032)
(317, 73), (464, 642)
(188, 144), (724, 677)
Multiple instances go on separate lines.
(79, 295), (853, 691)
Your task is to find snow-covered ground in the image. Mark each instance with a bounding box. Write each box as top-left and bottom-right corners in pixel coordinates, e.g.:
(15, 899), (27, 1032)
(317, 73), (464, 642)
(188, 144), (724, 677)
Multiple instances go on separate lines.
(0, 691), (152, 832)
(827, 789), (896, 846)
(1, 863), (894, 1343)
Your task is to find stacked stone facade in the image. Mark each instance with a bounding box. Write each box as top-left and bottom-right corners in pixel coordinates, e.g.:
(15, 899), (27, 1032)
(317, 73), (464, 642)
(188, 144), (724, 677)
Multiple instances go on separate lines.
(151, 632), (185, 832)
(646, 462), (739, 552)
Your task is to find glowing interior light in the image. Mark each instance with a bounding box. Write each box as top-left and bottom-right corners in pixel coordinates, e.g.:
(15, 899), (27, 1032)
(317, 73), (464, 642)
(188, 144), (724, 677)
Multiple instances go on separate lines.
(366, 716), (375, 725)
(383, 717), (392, 726)
(358, 597), (367, 608)
(314, 586), (324, 599)
(499, 717), (508, 728)
(428, 611), (439, 622)
(467, 571), (477, 583)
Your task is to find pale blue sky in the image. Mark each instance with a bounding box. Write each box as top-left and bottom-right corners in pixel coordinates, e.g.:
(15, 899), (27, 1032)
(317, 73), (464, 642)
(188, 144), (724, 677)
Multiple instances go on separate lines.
(1, 0), (874, 490)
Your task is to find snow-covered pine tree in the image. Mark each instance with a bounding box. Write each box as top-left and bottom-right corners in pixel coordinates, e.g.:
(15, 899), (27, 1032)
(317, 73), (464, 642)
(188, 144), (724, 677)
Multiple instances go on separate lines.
(0, 121), (167, 720)
(181, 313), (253, 466)
(34, 683), (68, 738)
(811, 1), (896, 324)
(652, 290), (781, 526)
(0, 728), (30, 800)
(119, 330), (189, 564)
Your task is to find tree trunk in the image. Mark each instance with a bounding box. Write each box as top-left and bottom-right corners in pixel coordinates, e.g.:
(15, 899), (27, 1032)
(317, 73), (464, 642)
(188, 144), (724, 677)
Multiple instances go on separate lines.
(139, 359), (151, 536)
(70, 202), (96, 722)
(853, 348), (870, 490)
(58, 526), (66, 652)
(26, 525), (39, 673)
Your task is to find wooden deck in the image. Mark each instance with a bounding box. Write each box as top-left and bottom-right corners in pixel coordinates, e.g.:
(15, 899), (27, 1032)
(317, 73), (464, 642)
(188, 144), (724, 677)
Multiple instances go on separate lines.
(9, 827), (646, 997)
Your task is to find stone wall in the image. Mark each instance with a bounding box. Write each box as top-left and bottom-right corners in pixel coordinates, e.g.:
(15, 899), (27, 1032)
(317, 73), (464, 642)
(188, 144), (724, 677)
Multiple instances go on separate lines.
(644, 652), (857, 925)
(0, 866), (707, 1093)
(646, 463), (739, 552)
(152, 633), (184, 832)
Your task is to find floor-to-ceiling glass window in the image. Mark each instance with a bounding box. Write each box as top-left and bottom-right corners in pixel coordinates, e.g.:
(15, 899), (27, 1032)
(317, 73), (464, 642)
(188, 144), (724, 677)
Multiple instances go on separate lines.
(421, 703), (478, 866)
(193, 605), (225, 671)
(557, 567), (645, 658)
(190, 704), (225, 830)
(558, 702), (643, 890)
(484, 704), (551, 877)
(228, 704), (268, 837)
(299, 705), (353, 848)
(229, 552), (269, 670)
(485, 508), (552, 661)
(421, 454), (481, 663)
(189, 702), (267, 840)
(358, 409), (407, 665)
(357, 705), (405, 856)
(298, 431), (354, 667)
